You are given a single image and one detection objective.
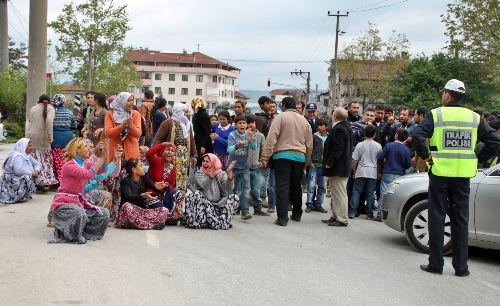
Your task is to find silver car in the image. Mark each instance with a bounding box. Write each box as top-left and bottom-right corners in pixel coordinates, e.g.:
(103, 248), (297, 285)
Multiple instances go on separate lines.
(381, 164), (500, 253)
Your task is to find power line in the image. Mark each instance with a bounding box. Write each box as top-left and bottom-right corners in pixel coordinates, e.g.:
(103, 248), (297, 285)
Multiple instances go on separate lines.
(8, 0), (29, 36)
(219, 59), (328, 63)
(8, 21), (28, 42)
(349, 0), (409, 13)
(347, 0), (394, 12)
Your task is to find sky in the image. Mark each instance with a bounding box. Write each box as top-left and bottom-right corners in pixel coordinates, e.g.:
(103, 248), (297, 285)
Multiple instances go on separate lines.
(6, 0), (449, 91)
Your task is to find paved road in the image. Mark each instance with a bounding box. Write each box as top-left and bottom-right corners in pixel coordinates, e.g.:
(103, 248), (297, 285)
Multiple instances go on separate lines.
(1, 143), (500, 305)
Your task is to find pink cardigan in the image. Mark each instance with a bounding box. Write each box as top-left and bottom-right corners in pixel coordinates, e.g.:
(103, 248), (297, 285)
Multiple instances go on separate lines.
(50, 159), (96, 211)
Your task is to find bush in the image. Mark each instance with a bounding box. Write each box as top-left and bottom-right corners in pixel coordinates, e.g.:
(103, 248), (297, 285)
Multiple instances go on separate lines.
(3, 121), (25, 141)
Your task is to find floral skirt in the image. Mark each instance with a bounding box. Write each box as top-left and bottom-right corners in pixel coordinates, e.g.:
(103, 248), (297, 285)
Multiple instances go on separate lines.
(102, 176), (121, 220)
(48, 203), (110, 244)
(0, 173), (36, 204)
(114, 203), (168, 230)
(175, 146), (190, 192)
(31, 149), (58, 187)
(88, 189), (113, 211)
(184, 190), (238, 230)
(51, 148), (65, 182)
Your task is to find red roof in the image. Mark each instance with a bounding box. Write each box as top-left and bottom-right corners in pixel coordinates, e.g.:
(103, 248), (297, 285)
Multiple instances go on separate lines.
(126, 49), (239, 71)
(235, 91), (249, 100)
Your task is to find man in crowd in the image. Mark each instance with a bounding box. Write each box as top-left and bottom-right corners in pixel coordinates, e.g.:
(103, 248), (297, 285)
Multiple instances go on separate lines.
(261, 97), (313, 226)
(305, 118), (329, 213)
(322, 108), (353, 227)
(77, 91), (95, 136)
(413, 79), (499, 277)
(383, 106), (416, 143)
(296, 101), (305, 115)
(139, 89), (155, 146)
(347, 101), (361, 123)
(305, 103), (319, 134)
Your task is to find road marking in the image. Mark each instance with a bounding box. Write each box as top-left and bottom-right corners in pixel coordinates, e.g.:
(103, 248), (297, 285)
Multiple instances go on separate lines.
(146, 231), (160, 248)
(475, 278), (500, 291)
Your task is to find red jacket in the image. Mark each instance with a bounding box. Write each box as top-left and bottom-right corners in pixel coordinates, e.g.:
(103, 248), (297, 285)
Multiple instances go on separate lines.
(146, 143), (176, 190)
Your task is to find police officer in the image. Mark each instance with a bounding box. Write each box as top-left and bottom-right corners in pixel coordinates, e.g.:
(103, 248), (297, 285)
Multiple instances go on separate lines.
(413, 79), (500, 277)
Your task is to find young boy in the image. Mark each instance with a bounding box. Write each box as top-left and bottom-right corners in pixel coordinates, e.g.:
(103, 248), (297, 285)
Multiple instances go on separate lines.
(246, 115), (270, 216)
(305, 119), (329, 213)
(349, 125), (382, 219)
(228, 115), (257, 220)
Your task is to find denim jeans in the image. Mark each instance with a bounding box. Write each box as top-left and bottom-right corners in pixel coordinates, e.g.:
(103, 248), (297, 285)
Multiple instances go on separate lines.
(260, 167), (270, 198)
(349, 177), (377, 215)
(267, 168), (276, 208)
(250, 169), (263, 211)
(233, 168), (250, 212)
(378, 174), (401, 216)
(306, 166), (326, 207)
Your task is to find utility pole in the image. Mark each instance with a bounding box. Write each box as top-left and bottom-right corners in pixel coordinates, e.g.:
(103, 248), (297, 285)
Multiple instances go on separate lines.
(26, 0), (48, 114)
(328, 10), (348, 108)
(0, 0), (8, 71)
(290, 70), (311, 103)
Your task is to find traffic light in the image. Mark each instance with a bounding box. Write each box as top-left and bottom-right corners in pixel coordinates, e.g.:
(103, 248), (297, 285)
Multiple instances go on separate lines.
(267, 77), (271, 87)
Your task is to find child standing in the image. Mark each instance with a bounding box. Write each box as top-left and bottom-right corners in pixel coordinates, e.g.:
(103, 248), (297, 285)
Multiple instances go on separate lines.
(246, 115), (270, 216)
(227, 115), (257, 220)
(305, 119), (329, 213)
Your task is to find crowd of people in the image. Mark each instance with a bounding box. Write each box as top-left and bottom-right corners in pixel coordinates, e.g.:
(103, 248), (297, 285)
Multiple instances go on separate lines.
(0, 85), (499, 244)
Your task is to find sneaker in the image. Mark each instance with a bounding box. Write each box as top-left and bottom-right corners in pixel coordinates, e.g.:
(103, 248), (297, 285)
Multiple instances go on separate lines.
(275, 218), (288, 226)
(261, 197), (269, 208)
(241, 211), (253, 220)
(327, 220), (348, 227)
(305, 206), (313, 213)
(373, 216), (383, 222)
(314, 205), (328, 213)
(267, 207), (275, 213)
(322, 216), (336, 223)
(348, 213), (355, 219)
(290, 214), (301, 222)
(254, 210), (270, 216)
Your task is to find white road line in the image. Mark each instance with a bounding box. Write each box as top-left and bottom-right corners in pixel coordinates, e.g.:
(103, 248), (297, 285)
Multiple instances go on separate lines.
(146, 231), (160, 248)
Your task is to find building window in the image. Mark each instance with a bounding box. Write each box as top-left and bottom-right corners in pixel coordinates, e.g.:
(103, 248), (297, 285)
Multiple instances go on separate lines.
(218, 76), (222, 83)
(169, 74), (175, 81)
(232, 79), (235, 86)
(212, 75), (217, 83)
(181, 88), (188, 95)
(154, 87), (162, 94)
(168, 101), (174, 106)
(155, 73), (161, 80)
(168, 88), (175, 95)
(196, 89), (202, 96)
(141, 86), (150, 93)
(182, 74), (188, 82)
(196, 75), (203, 82)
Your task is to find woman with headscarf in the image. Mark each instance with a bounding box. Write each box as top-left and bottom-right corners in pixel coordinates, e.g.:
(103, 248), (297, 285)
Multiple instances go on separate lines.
(25, 94), (58, 192)
(0, 138), (41, 203)
(152, 103), (197, 192)
(191, 98), (213, 166)
(184, 154), (238, 230)
(104, 92), (142, 162)
(52, 94), (76, 182)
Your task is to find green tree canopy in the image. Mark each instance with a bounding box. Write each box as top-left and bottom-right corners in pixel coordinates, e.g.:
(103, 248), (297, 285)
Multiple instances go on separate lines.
(8, 37), (27, 70)
(49, 0), (138, 92)
(389, 53), (498, 110)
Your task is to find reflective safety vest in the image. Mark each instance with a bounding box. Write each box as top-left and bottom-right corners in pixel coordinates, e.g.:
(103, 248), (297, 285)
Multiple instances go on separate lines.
(429, 106), (480, 178)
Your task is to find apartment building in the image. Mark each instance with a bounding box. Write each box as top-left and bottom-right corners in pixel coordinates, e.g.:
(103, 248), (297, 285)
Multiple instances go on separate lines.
(126, 49), (240, 110)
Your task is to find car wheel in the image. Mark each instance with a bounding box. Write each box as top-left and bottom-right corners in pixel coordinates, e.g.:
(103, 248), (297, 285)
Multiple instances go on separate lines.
(404, 200), (452, 254)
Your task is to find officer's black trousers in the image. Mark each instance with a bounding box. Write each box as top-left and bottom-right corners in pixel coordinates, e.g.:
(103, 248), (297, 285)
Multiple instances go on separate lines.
(428, 172), (470, 273)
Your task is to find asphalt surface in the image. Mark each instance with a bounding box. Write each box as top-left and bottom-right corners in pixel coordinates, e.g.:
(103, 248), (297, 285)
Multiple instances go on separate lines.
(1, 142), (500, 305)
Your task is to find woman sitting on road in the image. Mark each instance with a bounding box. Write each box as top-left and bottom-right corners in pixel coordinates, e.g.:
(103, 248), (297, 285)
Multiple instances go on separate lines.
(146, 142), (184, 222)
(0, 138), (41, 204)
(48, 138), (110, 244)
(184, 154), (238, 230)
(115, 158), (182, 230)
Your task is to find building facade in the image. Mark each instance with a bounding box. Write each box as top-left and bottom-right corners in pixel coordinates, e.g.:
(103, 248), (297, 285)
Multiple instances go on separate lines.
(126, 49), (240, 110)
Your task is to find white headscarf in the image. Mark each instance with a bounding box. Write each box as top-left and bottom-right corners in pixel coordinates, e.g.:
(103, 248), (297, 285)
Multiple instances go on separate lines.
(110, 92), (133, 124)
(6, 138), (30, 169)
(171, 103), (191, 138)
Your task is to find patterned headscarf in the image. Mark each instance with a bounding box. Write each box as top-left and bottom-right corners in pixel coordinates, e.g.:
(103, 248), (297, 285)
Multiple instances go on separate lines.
(201, 153), (222, 178)
(52, 94), (67, 108)
(110, 92), (133, 124)
(171, 103), (191, 138)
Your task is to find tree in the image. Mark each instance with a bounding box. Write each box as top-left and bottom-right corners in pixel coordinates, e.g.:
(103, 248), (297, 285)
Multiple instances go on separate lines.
(0, 69), (27, 123)
(442, 0), (499, 65)
(338, 23), (409, 109)
(92, 56), (140, 96)
(8, 37), (27, 70)
(389, 53), (499, 110)
(49, 0), (137, 90)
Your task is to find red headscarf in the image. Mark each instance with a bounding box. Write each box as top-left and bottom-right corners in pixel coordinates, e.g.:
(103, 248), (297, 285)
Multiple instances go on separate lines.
(201, 153), (222, 178)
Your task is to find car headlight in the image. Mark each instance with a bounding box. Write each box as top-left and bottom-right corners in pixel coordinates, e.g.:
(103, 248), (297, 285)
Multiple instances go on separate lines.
(385, 182), (400, 195)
